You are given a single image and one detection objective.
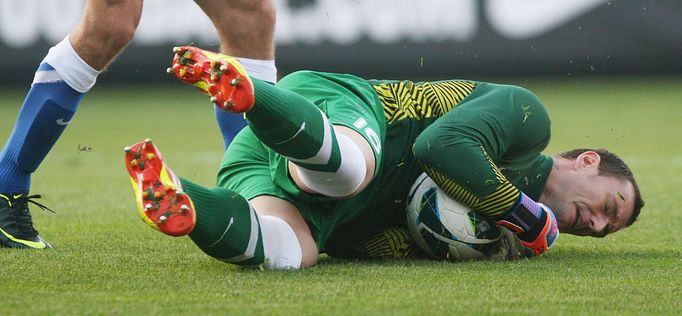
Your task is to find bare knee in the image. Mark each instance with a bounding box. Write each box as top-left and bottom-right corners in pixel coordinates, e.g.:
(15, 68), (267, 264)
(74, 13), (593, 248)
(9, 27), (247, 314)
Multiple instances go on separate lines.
(70, 0), (142, 69)
(250, 195), (319, 268)
(229, 0), (276, 57)
(82, 0), (141, 48)
(235, 0), (276, 27)
(197, 0), (275, 21)
(193, 0), (275, 59)
(103, 18), (139, 50)
(230, 0), (275, 14)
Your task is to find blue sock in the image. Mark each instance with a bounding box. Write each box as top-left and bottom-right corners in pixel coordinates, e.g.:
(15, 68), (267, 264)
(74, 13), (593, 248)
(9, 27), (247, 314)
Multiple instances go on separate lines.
(214, 107), (248, 150)
(0, 63), (85, 193)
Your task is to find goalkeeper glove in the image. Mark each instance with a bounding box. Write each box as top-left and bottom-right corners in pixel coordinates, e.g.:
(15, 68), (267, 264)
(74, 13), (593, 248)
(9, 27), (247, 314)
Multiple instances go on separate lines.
(496, 192), (559, 256)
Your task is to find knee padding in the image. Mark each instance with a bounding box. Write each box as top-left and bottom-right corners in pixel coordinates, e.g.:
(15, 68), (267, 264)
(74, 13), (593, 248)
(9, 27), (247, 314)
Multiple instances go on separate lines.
(259, 215), (302, 269)
(293, 132), (367, 198)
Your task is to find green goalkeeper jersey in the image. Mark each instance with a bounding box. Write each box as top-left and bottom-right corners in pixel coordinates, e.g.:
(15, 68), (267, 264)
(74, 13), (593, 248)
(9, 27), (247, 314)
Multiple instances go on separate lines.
(216, 71), (553, 255)
(324, 78), (553, 256)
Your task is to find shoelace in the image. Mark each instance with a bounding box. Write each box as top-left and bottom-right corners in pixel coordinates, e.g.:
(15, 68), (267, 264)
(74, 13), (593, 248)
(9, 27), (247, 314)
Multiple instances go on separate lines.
(13, 194), (55, 237)
(15, 194), (55, 214)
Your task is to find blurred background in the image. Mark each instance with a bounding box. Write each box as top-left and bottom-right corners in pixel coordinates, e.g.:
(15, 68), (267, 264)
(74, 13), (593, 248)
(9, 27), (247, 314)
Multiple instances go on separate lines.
(1, 3), (681, 313)
(1, 0), (680, 84)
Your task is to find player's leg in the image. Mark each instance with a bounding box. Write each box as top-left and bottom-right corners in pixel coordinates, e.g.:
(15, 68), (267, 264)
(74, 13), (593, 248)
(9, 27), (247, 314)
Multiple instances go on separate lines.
(70, 0), (143, 71)
(194, 0), (277, 149)
(169, 50), (375, 198)
(248, 79), (376, 198)
(124, 140), (317, 268)
(0, 0), (142, 249)
(187, 185), (318, 268)
(248, 69), (385, 198)
(194, 0), (276, 62)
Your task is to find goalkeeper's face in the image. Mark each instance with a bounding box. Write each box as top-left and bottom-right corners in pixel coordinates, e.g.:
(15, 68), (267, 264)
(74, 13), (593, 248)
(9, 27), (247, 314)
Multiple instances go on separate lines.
(545, 153), (636, 238)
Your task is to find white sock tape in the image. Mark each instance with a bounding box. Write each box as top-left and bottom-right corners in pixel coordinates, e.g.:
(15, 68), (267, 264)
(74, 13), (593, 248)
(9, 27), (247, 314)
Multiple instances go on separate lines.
(237, 57), (277, 84)
(295, 133), (367, 198)
(259, 215), (302, 269)
(42, 35), (101, 93)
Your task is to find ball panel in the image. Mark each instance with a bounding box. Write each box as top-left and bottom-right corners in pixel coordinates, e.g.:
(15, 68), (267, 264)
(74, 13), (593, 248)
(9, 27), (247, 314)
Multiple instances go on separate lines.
(406, 173), (503, 261)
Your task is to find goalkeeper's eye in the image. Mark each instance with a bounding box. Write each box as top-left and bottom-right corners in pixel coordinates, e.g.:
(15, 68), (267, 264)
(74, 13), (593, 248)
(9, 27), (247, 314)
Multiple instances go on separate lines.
(604, 196), (623, 235)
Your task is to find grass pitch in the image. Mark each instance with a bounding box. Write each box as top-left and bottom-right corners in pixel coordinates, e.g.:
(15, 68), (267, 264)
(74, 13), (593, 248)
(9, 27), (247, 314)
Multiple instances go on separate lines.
(1, 77), (681, 315)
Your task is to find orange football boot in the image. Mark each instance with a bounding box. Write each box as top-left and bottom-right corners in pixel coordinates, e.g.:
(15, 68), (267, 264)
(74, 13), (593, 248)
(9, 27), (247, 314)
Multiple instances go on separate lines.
(124, 139), (196, 236)
(167, 46), (254, 112)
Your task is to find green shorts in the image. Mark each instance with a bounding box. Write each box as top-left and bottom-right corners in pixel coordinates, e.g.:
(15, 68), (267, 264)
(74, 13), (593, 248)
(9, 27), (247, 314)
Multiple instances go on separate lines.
(216, 70), (386, 250)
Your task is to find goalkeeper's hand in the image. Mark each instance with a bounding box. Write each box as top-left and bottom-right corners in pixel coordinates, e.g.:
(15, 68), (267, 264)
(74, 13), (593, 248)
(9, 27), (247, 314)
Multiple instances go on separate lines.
(485, 227), (536, 261)
(496, 194), (560, 256)
(486, 225), (555, 261)
(518, 203), (559, 256)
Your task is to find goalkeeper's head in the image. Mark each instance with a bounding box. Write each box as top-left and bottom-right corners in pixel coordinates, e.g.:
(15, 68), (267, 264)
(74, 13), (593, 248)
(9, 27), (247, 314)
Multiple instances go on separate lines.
(542, 148), (644, 238)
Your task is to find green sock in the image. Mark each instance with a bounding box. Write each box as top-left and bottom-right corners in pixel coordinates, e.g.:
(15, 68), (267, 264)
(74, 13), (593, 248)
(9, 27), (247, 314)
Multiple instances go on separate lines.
(180, 178), (265, 266)
(246, 79), (341, 172)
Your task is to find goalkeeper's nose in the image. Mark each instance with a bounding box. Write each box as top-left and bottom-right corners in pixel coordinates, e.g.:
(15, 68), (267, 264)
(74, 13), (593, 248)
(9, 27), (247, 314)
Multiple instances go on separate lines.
(590, 213), (610, 238)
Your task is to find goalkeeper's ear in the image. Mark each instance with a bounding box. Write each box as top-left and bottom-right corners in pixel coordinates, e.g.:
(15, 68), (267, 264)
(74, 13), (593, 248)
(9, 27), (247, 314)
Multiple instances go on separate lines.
(574, 150), (601, 171)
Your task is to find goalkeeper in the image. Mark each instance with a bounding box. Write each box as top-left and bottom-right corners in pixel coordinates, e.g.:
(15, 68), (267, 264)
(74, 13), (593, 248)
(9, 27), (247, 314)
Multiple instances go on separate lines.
(124, 46), (644, 269)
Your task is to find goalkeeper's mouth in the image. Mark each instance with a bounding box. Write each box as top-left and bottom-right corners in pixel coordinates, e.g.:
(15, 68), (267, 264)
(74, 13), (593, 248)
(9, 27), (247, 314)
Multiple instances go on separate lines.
(561, 202), (582, 233)
(569, 202), (589, 235)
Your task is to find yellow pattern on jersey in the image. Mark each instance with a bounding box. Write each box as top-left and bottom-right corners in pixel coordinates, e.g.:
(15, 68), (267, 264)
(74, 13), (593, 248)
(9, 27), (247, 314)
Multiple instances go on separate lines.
(478, 146), (520, 216)
(352, 227), (422, 259)
(418, 163), (481, 206)
(372, 80), (476, 124)
(372, 79), (519, 218)
(417, 147), (520, 218)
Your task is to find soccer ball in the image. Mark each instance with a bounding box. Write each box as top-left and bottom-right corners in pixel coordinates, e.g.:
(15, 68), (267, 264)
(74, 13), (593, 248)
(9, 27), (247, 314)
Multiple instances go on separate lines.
(406, 173), (503, 261)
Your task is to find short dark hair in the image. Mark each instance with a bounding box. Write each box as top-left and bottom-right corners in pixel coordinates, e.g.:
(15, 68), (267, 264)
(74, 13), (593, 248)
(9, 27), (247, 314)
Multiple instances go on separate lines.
(559, 148), (644, 227)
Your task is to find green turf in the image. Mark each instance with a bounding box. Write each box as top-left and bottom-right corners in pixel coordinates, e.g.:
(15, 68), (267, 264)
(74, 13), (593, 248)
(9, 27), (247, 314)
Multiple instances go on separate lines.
(1, 77), (680, 315)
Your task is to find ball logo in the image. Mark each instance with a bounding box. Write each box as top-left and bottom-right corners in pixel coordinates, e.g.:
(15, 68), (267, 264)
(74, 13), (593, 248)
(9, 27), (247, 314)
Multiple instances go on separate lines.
(56, 118), (71, 126)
